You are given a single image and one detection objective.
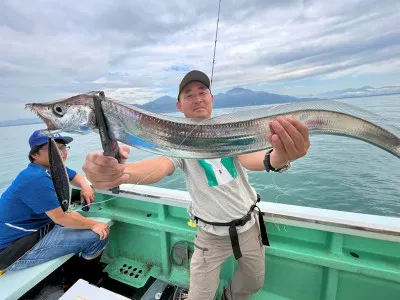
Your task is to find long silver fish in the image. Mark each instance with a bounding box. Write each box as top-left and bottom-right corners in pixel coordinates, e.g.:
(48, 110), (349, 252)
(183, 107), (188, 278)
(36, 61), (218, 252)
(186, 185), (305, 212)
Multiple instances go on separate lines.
(48, 137), (71, 212)
(26, 92), (400, 159)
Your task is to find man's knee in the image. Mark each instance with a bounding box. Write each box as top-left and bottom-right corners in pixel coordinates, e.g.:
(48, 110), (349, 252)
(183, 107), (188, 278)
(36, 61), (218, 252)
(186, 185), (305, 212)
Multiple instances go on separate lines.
(80, 230), (108, 258)
(83, 230), (108, 244)
(226, 272), (264, 300)
(250, 274), (266, 295)
(90, 234), (108, 251)
(241, 272), (264, 295)
(252, 273), (265, 292)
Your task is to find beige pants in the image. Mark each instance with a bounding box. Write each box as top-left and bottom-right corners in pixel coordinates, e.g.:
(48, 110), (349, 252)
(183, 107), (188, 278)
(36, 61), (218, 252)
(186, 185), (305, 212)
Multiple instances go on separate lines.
(188, 218), (265, 300)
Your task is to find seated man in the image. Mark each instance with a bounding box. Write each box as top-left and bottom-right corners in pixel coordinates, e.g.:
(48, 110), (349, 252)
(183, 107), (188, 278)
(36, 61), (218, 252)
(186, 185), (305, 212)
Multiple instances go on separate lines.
(0, 129), (110, 284)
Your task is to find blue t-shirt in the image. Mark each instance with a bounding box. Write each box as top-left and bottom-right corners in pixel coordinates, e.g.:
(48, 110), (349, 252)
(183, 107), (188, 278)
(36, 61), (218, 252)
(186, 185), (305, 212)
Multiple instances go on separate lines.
(0, 163), (77, 250)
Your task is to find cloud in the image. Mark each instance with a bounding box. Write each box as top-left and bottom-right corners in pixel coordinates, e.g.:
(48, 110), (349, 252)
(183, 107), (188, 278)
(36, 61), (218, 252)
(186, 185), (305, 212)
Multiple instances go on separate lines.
(108, 71), (129, 76)
(165, 65), (191, 72)
(92, 77), (130, 85)
(0, 0), (399, 120)
(102, 87), (166, 104)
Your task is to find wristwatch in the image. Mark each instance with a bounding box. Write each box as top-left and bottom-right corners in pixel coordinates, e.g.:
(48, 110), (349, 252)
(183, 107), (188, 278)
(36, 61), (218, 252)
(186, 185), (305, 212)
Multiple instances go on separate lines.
(263, 149), (291, 173)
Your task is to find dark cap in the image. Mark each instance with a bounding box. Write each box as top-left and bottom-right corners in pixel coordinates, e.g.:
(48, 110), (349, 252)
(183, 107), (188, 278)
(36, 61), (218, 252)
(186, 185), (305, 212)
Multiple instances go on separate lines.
(178, 70), (211, 100)
(28, 129), (73, 148)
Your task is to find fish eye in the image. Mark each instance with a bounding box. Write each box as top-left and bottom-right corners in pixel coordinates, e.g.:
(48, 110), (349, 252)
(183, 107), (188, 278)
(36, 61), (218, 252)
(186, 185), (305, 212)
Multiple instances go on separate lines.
(53, 104), (65, 116)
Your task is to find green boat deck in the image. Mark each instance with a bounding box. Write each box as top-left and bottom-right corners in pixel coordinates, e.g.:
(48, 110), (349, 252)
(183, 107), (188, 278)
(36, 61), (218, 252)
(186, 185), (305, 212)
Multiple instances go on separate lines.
(69, 184), (400, 300)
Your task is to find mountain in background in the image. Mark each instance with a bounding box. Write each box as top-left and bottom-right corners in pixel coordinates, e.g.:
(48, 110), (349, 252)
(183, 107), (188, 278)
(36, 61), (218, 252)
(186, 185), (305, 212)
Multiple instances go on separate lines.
(137, 87), (317, 113)
(310, 85), (400, 100)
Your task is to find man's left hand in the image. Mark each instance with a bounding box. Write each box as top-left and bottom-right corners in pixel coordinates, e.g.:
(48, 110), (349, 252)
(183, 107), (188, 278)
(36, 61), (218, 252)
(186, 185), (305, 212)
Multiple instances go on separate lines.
(267, 116), (310, 169)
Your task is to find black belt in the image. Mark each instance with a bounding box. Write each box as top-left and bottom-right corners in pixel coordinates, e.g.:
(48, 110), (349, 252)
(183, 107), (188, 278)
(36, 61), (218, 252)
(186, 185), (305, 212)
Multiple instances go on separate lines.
(0, 222), (55, 271)
(193, 194), (270, 260)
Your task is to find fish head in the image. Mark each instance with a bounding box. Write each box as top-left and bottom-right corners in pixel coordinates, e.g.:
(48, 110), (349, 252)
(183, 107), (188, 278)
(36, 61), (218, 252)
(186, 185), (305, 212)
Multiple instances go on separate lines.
(26, 93), (97, 134)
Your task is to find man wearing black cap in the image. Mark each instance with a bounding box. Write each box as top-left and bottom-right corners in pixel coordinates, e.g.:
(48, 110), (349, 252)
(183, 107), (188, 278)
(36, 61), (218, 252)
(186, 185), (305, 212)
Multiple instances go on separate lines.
(83, 70), (310, 299)
(0, 129), (110, 283)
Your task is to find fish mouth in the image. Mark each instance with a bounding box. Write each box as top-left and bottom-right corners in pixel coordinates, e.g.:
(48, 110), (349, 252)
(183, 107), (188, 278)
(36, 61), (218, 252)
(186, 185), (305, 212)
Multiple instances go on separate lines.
(25, 103), (57, 130)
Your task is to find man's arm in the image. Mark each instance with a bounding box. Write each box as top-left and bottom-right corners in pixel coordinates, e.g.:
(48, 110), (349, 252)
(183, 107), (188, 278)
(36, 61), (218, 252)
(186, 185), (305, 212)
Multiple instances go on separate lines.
(124, 157), (175, 185)
(46, 208), (109, 239)
(70, 173), (90, 188)
(238, 150), (268, 171)
(82, 146), (175, 190)
(71, 173), (95, 204)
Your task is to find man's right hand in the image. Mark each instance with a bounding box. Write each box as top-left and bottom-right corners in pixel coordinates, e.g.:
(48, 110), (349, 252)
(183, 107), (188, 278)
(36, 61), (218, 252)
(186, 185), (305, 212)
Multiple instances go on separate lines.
(91, 222), (110, 240)
(82, 145), (131, 190)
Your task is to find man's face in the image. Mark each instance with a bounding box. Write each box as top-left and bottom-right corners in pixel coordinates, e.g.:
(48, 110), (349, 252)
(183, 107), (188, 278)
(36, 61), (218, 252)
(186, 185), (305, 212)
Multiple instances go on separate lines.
(32, 142), (69, 168)
(176, 81), (214, 119)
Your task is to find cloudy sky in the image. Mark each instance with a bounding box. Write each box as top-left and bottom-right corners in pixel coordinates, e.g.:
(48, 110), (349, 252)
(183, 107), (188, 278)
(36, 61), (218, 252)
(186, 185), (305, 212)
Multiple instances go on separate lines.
(1, 0), (399, 121)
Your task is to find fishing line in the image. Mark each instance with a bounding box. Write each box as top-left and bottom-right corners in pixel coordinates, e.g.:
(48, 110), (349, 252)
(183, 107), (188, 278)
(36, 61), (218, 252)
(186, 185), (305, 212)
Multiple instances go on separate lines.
(81, 195), (119, 209)
(210, 0), (222, 88)
(269, 173), (290, 232)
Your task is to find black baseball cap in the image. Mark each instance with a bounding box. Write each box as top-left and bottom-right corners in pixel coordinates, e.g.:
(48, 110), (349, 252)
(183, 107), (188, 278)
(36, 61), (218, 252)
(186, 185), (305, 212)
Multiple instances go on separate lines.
(177, 70), (211, 100)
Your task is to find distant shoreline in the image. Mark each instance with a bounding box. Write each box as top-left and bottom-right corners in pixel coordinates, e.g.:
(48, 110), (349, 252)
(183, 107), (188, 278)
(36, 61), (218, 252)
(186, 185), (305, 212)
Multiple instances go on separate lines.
(1, 92), (398, 128)
(0, 119), (44, 127)
(325, 91), (400, 101)
(0, 121), (43, 129)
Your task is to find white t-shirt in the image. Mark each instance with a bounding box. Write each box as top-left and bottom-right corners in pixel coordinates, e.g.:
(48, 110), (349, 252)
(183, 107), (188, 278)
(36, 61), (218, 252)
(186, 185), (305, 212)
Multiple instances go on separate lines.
(167, 156), (258, 236)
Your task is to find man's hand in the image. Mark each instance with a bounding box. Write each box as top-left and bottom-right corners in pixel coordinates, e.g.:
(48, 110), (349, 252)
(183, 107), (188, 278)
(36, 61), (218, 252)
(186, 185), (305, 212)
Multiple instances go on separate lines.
(91, 222), (110, 240)
(82, 145), (131, 190)
(267, 116), (310, 169)
(80, 185), (95, 204)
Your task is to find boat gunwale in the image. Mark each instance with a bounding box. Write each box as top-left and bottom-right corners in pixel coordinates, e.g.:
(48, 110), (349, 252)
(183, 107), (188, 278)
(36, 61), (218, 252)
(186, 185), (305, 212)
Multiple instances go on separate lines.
(81, 183), (400, 242)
